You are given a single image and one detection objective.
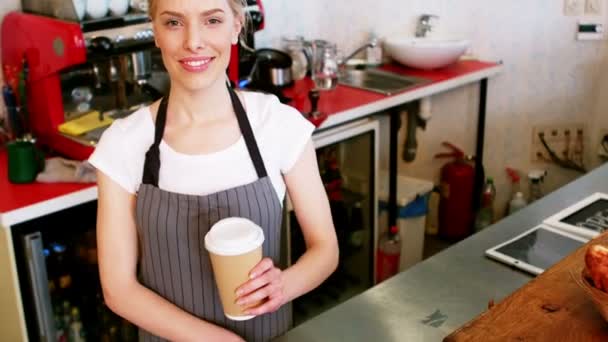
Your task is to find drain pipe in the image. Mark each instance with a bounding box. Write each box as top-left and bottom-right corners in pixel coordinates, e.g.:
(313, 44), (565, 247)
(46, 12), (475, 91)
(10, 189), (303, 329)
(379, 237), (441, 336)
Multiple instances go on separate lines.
(403, 97), (432, 162)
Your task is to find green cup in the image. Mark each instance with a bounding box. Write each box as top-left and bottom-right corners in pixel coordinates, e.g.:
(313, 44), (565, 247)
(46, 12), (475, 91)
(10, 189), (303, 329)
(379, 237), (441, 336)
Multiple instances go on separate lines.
(7, 140), (44, 184)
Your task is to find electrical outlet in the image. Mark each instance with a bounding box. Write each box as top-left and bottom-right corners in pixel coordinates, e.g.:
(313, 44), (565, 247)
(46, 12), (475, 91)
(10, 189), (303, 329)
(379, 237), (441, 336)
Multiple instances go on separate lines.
(565, 0), (585, 16)
(586, 0), (603, 15)
(531, 124), (586, 163)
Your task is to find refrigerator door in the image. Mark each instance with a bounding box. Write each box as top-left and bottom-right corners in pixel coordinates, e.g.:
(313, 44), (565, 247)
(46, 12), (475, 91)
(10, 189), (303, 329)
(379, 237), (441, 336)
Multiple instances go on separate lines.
(23, 232), (56, 342)
(285, 118), (379, 326)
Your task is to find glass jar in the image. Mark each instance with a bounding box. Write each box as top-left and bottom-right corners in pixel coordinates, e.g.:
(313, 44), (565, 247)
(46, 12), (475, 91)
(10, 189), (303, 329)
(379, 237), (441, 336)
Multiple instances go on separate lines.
(311, 40), (339, 91)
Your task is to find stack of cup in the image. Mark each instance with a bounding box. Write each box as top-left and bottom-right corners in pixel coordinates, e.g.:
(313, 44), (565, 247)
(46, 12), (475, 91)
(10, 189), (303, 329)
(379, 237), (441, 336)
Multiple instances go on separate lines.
(205, 217), (265, 320)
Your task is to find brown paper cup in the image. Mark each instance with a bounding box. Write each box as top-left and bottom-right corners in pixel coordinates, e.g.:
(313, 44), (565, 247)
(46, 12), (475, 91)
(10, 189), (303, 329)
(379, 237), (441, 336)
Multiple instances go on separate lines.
(205, 217), (265, 320)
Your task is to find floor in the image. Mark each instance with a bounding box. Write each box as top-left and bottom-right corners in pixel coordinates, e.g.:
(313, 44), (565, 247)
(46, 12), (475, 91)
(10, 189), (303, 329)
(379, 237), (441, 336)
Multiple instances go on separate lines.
(423, 233), (455, 259)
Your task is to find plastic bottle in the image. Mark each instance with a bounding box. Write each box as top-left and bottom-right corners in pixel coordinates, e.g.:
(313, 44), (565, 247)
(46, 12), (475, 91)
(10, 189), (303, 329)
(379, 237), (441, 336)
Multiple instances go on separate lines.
(508, 192), (528, 214)
(69, 307), (86, 342)
(376, 226), (401, 283)
(474, 178), (496, 232)
(505, 168), (527, 215)
(528, 170), (547, 202)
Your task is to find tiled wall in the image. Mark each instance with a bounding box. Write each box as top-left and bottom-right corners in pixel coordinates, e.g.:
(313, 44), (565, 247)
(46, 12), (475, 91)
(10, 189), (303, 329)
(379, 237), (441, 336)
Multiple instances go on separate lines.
(256, 0), (608, 214)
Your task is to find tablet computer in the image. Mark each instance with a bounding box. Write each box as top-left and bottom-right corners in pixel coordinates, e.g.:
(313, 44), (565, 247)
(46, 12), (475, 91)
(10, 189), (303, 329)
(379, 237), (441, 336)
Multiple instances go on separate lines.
(543, 192), (608, 239)
(485, 224), (588, 276)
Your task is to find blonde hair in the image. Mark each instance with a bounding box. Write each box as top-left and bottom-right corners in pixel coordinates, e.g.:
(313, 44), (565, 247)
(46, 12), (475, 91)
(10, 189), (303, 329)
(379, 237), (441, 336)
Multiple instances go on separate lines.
(148, 0), (249, 40)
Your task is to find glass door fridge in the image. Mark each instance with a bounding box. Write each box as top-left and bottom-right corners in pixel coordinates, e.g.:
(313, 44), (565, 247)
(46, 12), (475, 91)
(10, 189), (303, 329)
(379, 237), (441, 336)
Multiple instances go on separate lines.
(12, 201), (138, 342)
(285, 118), (379, 326)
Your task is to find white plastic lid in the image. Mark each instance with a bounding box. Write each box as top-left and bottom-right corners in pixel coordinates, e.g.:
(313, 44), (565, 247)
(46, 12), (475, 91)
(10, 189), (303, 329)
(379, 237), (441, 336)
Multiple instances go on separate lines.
(204, 218), (265, 256)
(378, 171), (434, 206)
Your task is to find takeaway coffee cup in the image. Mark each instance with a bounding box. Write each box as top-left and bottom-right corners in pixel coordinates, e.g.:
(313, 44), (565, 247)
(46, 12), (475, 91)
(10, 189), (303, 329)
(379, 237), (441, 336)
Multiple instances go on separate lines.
(204, 217), (265, 320)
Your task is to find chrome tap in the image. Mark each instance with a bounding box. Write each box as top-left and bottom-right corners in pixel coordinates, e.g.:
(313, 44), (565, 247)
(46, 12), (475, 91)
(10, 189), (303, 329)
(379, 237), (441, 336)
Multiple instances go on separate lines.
(339, 40), (378, 67)
(415, 14), (439, 38)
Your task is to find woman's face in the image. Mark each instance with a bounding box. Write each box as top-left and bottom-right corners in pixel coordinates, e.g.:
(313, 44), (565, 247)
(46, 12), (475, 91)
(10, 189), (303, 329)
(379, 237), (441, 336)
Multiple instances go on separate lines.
(152, 0), (242, 92)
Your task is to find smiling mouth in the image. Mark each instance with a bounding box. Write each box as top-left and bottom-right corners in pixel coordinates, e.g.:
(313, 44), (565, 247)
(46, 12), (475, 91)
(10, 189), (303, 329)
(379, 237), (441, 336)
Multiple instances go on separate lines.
(178, 57), (216, 71)
(181, 59), (212, 67)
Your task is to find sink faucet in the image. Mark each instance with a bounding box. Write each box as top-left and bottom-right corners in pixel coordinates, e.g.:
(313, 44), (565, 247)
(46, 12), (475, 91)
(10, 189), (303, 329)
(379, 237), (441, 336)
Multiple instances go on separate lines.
(415, 14), (439, 38)
(339, 39), (378, 67)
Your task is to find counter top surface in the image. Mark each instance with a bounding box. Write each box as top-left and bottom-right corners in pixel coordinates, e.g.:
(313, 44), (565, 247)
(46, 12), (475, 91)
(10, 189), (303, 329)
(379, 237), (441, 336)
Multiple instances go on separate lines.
(275, 163), (608, 342)
(0, 60), (501, 227)
(285, 60), (502, 130)
(0, 151), (97, 227)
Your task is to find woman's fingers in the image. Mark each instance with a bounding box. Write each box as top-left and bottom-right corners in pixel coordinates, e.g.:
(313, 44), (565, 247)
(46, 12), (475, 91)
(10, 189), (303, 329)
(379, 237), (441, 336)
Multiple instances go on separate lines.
(236, 266), (281, 298)
(245, 292), (284, 316)
(249, 257), (274, 279)
(236, 281), (279, 307)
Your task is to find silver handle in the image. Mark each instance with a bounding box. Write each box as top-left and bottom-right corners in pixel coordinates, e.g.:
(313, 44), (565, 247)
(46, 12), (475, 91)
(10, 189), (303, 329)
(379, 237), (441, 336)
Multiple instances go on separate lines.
(24, 232), (56, 342)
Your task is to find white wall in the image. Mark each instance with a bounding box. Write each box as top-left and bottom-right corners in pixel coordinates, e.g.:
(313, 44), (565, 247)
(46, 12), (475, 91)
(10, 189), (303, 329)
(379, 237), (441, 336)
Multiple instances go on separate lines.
(256, 0), (608, 216)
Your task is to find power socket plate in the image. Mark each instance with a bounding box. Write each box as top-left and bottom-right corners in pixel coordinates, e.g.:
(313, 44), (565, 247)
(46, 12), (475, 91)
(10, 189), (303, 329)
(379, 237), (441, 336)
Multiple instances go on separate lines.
(586, 0), (603, 15)
(531, 124), (586, 162)
(565, 0), (585, 15)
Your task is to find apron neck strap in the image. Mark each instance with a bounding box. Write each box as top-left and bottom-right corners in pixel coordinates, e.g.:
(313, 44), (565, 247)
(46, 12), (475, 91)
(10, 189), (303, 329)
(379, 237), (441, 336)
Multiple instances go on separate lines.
(142, 84), (267, 187)
(227, 84), (268, 179)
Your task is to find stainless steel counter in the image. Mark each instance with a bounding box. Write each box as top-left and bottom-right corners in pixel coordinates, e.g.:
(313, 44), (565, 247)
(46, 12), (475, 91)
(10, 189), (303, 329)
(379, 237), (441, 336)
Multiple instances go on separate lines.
(276, 163), (608, 342)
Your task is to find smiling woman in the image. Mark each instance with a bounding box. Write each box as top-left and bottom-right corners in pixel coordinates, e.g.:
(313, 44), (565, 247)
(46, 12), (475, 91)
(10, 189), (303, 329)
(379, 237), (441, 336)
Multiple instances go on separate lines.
(151, 0), (244, 91)
(88, 0), (339, 341)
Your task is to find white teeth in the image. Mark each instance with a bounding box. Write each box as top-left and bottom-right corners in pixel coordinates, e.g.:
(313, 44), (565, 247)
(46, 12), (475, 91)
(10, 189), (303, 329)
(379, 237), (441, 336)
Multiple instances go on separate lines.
(184, 59), (210, 67)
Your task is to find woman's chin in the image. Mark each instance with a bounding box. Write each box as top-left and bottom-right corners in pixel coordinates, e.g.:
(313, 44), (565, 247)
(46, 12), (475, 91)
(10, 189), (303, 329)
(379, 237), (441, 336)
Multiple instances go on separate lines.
(173, 74), (225, 93)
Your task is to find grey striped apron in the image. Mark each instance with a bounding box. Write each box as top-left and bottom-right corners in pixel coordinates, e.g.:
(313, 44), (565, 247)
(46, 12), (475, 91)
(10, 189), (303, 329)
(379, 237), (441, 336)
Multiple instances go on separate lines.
(135, 85), (291, 341)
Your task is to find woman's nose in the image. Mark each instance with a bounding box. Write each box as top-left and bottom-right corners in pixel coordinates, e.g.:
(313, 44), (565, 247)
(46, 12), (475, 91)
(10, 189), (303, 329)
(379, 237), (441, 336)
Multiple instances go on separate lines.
(184, 25), (206, 52)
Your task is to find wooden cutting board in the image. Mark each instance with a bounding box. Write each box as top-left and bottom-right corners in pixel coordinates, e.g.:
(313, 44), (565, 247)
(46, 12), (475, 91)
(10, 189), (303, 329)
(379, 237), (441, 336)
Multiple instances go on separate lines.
(444, 233), (608, 342)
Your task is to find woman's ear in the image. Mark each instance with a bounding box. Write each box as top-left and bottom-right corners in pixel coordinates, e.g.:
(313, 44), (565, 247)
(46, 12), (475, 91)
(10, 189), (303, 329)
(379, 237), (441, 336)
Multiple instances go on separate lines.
(232, 18), (243, 45)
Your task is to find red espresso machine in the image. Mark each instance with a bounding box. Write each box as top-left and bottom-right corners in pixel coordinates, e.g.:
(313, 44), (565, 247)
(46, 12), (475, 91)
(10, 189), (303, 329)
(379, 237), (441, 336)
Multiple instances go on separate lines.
(1, 1), (264, 160)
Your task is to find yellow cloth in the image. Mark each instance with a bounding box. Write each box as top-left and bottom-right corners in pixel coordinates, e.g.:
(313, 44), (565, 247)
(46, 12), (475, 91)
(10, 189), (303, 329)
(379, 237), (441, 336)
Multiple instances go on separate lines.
(58, 111), (113, 136)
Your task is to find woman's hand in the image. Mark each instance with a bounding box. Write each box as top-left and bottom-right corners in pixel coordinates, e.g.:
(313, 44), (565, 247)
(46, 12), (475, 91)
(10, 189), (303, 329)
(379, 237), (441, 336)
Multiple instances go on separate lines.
(235, 257), (286, 315)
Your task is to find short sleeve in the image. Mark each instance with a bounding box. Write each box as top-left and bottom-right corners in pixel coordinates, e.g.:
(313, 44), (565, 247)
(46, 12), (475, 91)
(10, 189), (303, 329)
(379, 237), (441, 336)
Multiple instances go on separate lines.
(266, 97), (315, 174)
(88, 122), (137, 194)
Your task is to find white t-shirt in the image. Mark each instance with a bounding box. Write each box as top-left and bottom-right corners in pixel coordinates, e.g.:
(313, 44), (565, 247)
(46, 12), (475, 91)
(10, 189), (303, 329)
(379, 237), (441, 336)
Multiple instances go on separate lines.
(88, 91), (315, 202)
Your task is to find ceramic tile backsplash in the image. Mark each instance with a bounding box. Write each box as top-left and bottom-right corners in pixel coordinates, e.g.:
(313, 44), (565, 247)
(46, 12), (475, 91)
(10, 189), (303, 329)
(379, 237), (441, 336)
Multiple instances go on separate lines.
(257, 0), (608, 213)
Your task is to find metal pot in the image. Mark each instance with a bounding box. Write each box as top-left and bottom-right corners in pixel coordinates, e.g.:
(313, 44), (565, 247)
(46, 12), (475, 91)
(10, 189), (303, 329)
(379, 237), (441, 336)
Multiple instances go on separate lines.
(252, 48), (293, 88)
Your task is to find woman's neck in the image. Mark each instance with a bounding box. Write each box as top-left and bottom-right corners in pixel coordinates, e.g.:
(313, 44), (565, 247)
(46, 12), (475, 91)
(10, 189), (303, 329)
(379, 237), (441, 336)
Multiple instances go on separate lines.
(167, 77), (234, 125)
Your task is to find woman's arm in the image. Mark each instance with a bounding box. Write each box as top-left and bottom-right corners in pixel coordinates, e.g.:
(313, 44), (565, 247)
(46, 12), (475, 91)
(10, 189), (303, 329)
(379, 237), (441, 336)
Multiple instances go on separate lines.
(236, 140), (339, 313)
(96, 171), (244, 342)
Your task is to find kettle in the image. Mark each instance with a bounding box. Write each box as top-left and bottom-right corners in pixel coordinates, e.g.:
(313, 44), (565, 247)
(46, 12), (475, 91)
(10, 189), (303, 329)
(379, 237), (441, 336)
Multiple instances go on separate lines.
(244, 48), (293, 88)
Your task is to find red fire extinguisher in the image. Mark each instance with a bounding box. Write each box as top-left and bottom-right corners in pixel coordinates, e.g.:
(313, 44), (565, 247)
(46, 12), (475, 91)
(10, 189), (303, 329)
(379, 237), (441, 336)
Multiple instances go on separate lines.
(435, 142), (475, 240)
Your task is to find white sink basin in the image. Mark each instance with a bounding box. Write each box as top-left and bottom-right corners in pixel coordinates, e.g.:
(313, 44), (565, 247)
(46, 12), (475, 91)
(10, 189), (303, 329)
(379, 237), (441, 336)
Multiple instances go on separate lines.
(383, 37), (470, 70)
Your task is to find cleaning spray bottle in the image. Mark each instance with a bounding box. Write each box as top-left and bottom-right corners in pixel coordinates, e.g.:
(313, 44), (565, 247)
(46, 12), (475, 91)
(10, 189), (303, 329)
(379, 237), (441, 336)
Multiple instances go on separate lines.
(506, 168), (527, 215)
